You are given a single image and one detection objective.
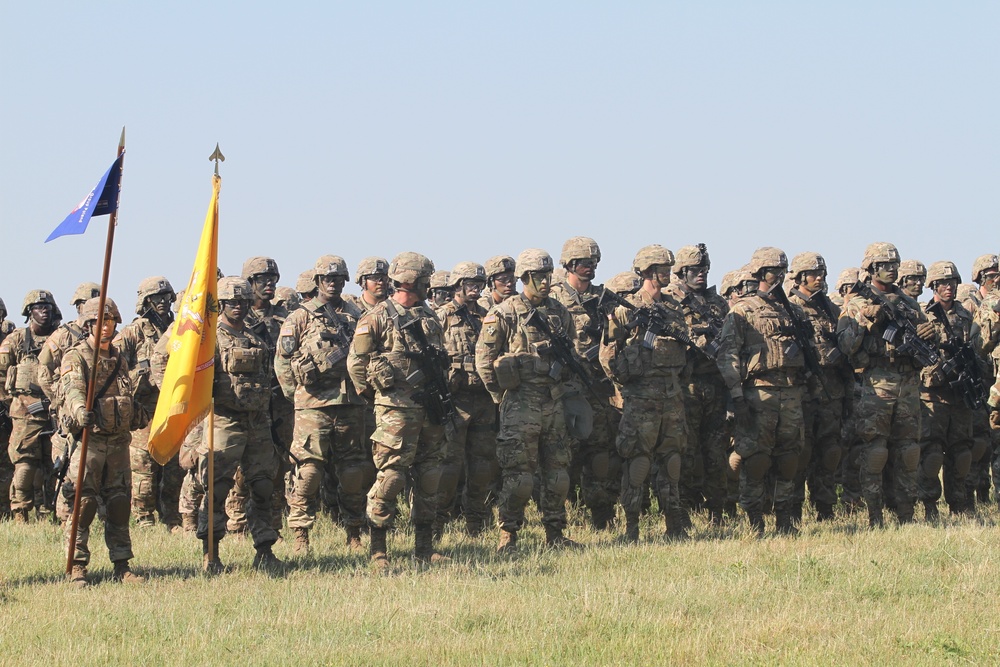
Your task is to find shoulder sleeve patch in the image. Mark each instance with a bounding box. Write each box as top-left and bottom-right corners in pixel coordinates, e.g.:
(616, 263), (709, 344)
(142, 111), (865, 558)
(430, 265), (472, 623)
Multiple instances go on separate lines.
(0, 342), (8, 354)
(356, 324), (370, 336)
(279, 324), (295, 336)
(483, 314), (497, 324)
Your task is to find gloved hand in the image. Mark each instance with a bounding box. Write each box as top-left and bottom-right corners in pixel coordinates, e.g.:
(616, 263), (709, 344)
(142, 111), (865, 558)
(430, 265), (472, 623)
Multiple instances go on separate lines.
(76, 408), (95, 429)
(915, 321), (936, 341)
(860, 304), (883, 323)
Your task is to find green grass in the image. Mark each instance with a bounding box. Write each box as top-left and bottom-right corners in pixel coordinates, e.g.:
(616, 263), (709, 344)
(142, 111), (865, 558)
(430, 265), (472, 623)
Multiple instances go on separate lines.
(2, 503), (999, 666)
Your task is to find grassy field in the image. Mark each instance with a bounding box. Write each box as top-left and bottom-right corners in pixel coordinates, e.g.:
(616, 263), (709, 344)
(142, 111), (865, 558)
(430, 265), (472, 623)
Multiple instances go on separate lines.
(1, 503), (998, 666)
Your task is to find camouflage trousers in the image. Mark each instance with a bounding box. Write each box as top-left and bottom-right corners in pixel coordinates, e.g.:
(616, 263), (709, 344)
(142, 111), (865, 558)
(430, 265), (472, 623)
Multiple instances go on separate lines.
(196, 408), (278, 548)
(918, 392), (973, 511)
(572, 390), (622, 524)
(854, 366), (922, 517)
(734, 384), (804, 515)
(617, 377), (688, 520)
(367, 405), (444, 529)
(129, 424), (184, 527)
(967, 408), (993, 502)
(7, 415), (52, 513)
(62, 431), (133, 566)
(435, 389), (497, 529)
(0, 420), (12, 516)
(227, 395), (294, 532)
(679, 377), (729, 514)
(795, 394), (846, 511)
(179, 467), (204, 517)
(287, 405), (372, 530)
(495, 383), (572, 532)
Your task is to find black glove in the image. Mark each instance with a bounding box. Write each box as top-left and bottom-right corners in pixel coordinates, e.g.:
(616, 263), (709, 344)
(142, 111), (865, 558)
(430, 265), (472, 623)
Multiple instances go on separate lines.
(915, 321), (936, 342)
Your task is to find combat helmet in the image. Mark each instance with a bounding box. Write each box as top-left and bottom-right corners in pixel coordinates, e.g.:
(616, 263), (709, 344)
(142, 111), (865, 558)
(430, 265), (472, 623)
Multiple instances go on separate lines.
(313, 255), (350, 281)
(559, 237), (601, 267)
(80, 297), (122, 324)
(515, 249), (554, 277)
(21, 290), (60, 318)
(0, 297), (6, 319)
(835, 267), (861, 293)
(241, 256), (280, 281)
(135, 276), (176, 314)
(484, 255), (516, 281)
(632, 245), (674, 275)
(607, 271), (642, 295)
(926, 261), (961, 286)
(860, 242), (901, 271)
(430, 271), (451, 289)
(971, 254), (999, 285)
(449, 262), (487, 287)
(296, 270), (316, 294)
(71, 282), (101, 306)
(274, 286), (299, 311)
(789, 252), (827, 279)
(388, 252), (435, 284)
(217, 277), (253, 301)
(720, 270), (740, 297)
(672, 244), (710, 275)
(897, 259), (926, 281)
(747, 247), (788, 275)
(355, 257), (390, 286)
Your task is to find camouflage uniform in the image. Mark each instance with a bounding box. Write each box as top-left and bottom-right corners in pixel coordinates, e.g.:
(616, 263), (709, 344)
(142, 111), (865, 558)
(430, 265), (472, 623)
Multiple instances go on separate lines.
(0, 306), (14, 518)
(716, 248), (807, 533)
(475, 249), (582, 549)
(0, 291), (60, 521)
(962, 254), (998, 504)
(786, 253), (851, 521)
(115, 277), (182, 529)
(838, 243), (937, 526)
(664, 245), (730, 524)
(477, 255), (517, 313)
(199, 278), (279, 564)
(61, 298), (142, 582)
(348, 251), (450, 564)
(276, 255), (370, 552)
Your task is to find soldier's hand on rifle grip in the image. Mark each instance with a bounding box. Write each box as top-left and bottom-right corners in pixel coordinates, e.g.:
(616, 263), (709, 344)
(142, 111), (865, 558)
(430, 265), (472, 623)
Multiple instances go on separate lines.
(915, 321), (936, 342)
(76, 408), (95, 429)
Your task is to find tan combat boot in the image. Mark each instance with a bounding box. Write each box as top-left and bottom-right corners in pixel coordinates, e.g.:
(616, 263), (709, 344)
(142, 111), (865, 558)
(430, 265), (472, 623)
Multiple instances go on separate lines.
(68, 564), (88, 589)
(12, 508), (29, 524)
(292, 527), (309, 555)
(112, 560), (146, 583)
(369, 526), (390, 571)
(202, 538), (225, 575)
(544, 525), (582, 550)
(182, 512), (198, 534)
(496, 529), (517, 554)
(414, 524), (451, 565)
(345, 525), (364, 553)
(252, 544), (284, 572)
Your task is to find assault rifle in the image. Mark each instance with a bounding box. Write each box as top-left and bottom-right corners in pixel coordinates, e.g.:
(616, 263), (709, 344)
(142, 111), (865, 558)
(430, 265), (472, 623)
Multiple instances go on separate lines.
(595, 288), (707, 358)
(677, 290), (724, 358)
(769, 285), (827, 390)
(397, 317), (458, 430)
(926, 301), (988, 410)
(523, 308), (599, 397)
(51, 437), (76, 510)
(851, 281), (939, 368)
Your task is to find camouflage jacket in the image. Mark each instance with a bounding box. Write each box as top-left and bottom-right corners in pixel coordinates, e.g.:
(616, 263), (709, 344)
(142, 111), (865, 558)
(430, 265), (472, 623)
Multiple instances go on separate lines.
(550, 280), (606, 375)
(276, 297), (363, 409)
(61, 339), (136, 436)
(344, 293), (383, 315)
(37, 319), (89, 407)
(439, 298), (488, 394)
(838, 283), (936, 371)
(788, 287), (848, 401)
(716, 289), (808, 397)
(215, 321), (271, 414)
(348, 298), (446, 409)
(477, 292), (505, 313)
(0, 327), (53, 418)
(664, 282), (729, 377)
(974, 288), (1000, 377)
(114, 315), (171, 413)
(920, 299), (980, 395)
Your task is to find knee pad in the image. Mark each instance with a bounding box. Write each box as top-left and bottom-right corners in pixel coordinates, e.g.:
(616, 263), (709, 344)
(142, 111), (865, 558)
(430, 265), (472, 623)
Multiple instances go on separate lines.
(899, 443), (920, 472)
(821, 445), (843, 474)
(547, 469), (571, 499)
(664, 453), (681, 484)
(626, 456), (651, 488)
(78, 496), (99, 526)
(953, 448), (973, 478)
(921, 450), (944, 478)
(249, 477), (274, 506)
(12, 462), (35, 492)
(106, 494), (130, 525)
(590, 452), (610, 480)
(509, 472), (534, 505)
(295, 462), (323, 498)
(775, 453), (798, 481)
(864, 446), (889, 475)
(416, 466), (443, 497)
(371, 468), (407, 501)
(338, 465), (367, 495)
(743, 453), (771, 481)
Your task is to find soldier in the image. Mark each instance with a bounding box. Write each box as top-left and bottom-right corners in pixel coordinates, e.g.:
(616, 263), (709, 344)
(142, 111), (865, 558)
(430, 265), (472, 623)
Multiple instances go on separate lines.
(0, 298), (14, 519)
(917, 261), (978, 518)
(434, 261), (498, 537)
(61, 297), (145, 587)
(226, 257), (291, 536)
(831, 268), (861, 308)
(478, 255), (517, 312)
(838, 242), (938, 527)
(665, 244), (730, 526)
(897, 260), (927, 300)
(475, 249), (582, 552)
(716, 247), (809, 535)
(276, 255), (371, 555)
(274, 286), (301, 312)
(550, 236), (621, 530)
(296, 270), (318, 302)
(348, 251), (452, 566)
(429, 271), (453, 311)
(115, 276), (182, 530)
(198, 277), (282, 572)
(345, 257), (391, 315)
(0, 290), (61, 522)
(787, 252), (851, 521)
(599, 245), (690, 541)
(962, 254), (999, 504)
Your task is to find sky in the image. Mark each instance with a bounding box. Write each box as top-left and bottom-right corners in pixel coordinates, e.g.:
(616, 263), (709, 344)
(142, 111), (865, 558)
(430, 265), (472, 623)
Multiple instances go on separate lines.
(1, 2), (998, 318)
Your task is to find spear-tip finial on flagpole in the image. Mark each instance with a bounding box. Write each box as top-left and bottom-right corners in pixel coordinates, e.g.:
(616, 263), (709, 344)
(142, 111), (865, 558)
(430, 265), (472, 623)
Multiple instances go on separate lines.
(209, 143), (225, 176)
(118, 127), (126, 153)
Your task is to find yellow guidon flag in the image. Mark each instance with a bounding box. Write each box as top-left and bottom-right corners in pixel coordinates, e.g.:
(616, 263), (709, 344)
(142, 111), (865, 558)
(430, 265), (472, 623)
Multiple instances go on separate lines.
(148, 175), (220, 465)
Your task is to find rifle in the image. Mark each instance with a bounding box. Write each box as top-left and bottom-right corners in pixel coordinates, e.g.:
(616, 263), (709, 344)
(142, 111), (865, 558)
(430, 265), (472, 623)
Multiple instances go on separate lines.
(595, 288), (709, 359)
(926, 300), (988, 410)
(51, 435), (76, 510)
(677, 290), (724, 358)
(396, 316), (458, 430)
(578, 294), (606, 362)
(770, 285), (827, 389)
(523, 308), (600, 398)
(851, 281), (939, 367)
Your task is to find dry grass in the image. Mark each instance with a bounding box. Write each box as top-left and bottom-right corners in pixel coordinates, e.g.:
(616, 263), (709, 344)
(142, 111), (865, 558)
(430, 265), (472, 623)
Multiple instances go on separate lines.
(2, 503), (999, 666)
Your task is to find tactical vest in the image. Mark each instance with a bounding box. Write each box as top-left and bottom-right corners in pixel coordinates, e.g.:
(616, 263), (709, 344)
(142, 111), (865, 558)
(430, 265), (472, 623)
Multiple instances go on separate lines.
(441, 300), (485, 391)
(789, 289), (842, 367)
(215, 324), (269, 413)
(550, 281), (603, 364)
(67, 346), (134, 435)
(921, 300), (974, 391)
(734, 295), (805, 381)
(853, 289), (924, 363)
(493, 295), (571, 385)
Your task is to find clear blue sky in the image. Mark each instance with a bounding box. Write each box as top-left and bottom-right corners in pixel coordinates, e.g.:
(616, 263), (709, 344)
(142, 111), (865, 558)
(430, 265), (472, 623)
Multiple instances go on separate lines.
(2, 2), (997, 316)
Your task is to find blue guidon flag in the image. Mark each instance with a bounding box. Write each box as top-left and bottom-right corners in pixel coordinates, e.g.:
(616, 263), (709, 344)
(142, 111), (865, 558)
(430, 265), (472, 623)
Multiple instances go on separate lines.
(45, 153), (124, 242)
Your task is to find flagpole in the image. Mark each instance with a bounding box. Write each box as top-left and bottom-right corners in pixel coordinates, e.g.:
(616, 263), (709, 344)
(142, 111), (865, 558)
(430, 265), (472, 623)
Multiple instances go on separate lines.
(66, 128), (126, 575)
(207, 400), (215, 564)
